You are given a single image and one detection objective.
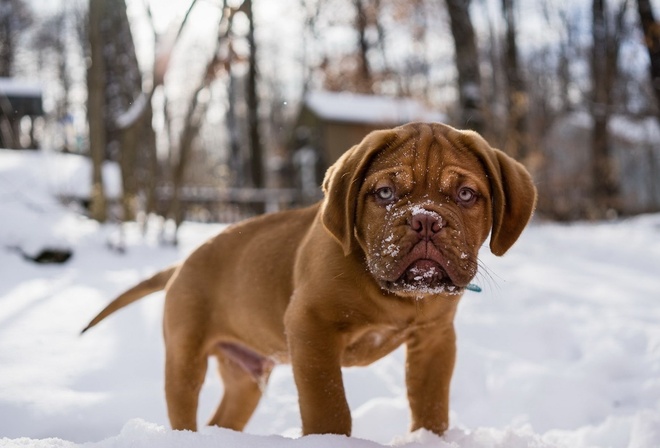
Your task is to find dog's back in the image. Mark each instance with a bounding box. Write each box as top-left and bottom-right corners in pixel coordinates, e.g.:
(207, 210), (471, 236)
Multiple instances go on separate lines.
(163, 202), (321, 356)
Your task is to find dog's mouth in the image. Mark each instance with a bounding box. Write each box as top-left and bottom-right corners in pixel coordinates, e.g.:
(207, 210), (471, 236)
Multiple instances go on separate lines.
(382, 258), (463, 297)
(370, 237), (473, 297)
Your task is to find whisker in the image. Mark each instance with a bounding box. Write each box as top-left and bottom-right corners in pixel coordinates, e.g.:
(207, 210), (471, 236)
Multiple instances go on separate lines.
(474, 258), (503, 296)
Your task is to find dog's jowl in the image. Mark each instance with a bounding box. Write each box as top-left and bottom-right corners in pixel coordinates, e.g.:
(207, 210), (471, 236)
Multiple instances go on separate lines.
(83, 122), (537, 437)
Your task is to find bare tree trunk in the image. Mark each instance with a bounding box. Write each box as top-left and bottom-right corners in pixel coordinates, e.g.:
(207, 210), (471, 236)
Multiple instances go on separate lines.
(0, 0), (32, 77)
(102, 0), (145, 223)
(119, 114), (142, 221)
(637, 0), (660, 118)
(87, 0), (107, 222)
(590, 0), (628, 217)
(444, 0), (484, 133)
(132, 0), (198, 229)
(245, 0), (264, 192)
(0, 17), (11, 77)
(636, 0), (660, 211)
(373, 0), (389, 81)
(169, 90), (205, 232)
(591, 0), (612, 215)
(476, 0), (502, 141)
(227, 68), (244, 187)
(354, 0), (373, 93)
(55, 14), (71, 131)
(557, 8), (578, 113)
(502, 0), (529, 161)
(142, 104), (158, 218)
(0, 0), (33, 148)
(166, 1), (233, 240)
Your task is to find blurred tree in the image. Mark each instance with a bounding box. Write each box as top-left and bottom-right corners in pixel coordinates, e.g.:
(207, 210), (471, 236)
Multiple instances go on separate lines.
(393, 0), (431, 99)
(226, 58), (244, 188)
(444, 0), (484, 132)
(87, 0), (150, 223)
(244, 0), (264, 191)
(298, 0), (322, 95)
(557, 7), (581, 113)
(33, 11), (72, 142)
(32, 6), (93, 154)
(87, 0), (108, 222)
(87, 0), (159, 224)
(354, 0), (374, 93)
(637, 0), (660, 120)
(103, 0), (147, 222)
(139, 0), (195, 225)
(0, 0), (32, 77)
(590, 0), (628, 217)
(167, 1), (237, 237)
(501, 0), (530, 161)
(314, 0), (389, 94)
(0, 0), (33, 149)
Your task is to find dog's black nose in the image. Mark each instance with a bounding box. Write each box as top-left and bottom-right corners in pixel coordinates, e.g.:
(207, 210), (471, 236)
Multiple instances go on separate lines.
(411, 212), (443, 239)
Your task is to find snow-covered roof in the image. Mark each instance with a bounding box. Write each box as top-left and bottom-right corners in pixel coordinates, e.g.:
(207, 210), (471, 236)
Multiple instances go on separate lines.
(304, 91), (445, 125)
(0, 77), (42, 98)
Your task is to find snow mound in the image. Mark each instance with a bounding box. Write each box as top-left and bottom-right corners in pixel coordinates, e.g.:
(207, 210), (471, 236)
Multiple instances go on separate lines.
(0, 418), (566, 448)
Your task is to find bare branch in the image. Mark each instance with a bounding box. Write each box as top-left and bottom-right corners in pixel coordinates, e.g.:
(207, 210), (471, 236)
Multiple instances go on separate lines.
(115, 0), (203, 130)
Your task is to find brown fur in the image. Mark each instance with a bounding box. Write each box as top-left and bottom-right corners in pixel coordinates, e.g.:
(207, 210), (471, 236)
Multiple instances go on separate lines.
(83, 122), (537, 436)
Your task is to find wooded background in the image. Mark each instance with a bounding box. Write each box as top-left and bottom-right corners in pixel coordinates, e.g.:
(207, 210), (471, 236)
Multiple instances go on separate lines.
(1, 0), (659, 230)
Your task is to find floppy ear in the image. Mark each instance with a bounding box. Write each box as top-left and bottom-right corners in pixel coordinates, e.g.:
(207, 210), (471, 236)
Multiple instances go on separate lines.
(488, 148), (537, 255)
(321, 128), (399, 256)
(456, 130), (537, 256)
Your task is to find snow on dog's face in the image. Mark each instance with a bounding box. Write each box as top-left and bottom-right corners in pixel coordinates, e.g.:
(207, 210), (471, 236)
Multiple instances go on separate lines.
(354, 131), (491, 298)
(321, 122), (537, 299)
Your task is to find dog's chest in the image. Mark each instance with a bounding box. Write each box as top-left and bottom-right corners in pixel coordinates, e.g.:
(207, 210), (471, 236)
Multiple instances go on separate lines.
(341, 326), (410, 367)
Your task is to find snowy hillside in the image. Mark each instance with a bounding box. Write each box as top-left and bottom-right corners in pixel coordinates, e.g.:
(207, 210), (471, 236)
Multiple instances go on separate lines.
(1, 150), (660, 447)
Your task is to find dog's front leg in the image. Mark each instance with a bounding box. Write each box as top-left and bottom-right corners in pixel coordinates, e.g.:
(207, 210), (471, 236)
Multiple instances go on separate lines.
(285, 309), (351, 436)
(405, 323), (456, 435)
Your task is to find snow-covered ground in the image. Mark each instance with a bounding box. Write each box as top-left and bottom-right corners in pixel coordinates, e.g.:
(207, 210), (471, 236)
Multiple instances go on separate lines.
(1, 149), (660, 448)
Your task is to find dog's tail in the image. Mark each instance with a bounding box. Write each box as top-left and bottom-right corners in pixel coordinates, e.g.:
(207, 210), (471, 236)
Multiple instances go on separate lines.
(81, 265), (178, 334)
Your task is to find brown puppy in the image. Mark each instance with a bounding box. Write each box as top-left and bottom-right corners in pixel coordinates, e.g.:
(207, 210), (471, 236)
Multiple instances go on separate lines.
(83, 122), (537, 437)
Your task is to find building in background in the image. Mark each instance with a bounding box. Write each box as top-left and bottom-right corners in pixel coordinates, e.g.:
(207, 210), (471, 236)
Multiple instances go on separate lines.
(292, 91), (445, 200)
(0, 78), (43, 149)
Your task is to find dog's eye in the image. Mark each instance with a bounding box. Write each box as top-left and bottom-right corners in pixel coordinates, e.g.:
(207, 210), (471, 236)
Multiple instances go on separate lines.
(457, 187), (476, 204)
(375, 186), (395, 202)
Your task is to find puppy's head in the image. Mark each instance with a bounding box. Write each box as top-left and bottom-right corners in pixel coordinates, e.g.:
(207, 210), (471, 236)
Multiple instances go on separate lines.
(321, 122), (537, 298)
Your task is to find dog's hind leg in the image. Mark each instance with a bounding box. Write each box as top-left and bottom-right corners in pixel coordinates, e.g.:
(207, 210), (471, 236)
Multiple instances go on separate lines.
(164, 338), (208, 431)
(207, 343), (274, 431)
